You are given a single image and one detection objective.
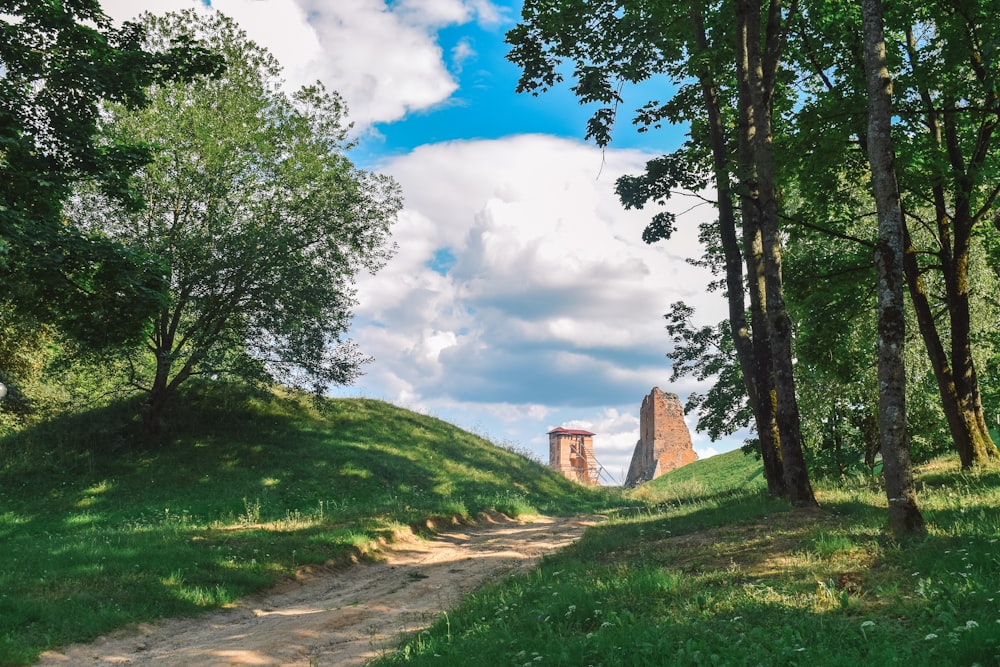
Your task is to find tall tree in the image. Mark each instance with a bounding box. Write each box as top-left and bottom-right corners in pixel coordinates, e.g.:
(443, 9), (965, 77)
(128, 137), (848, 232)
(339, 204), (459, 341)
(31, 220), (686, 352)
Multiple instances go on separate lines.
(860, 0), (925, 535)
(508, 0), (816, 503)
(789, 0), (1000, 468)
(0, 0), (221, 349)
(733, 0), (815, 505)
(895, 0), (1000, 467)
(74, 11), (400, 437)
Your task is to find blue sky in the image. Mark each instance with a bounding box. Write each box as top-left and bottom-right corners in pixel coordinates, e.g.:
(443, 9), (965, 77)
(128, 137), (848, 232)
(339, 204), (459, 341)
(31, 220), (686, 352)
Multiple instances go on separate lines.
(104, 0), (743, 479)
(355, 8), (680, 159)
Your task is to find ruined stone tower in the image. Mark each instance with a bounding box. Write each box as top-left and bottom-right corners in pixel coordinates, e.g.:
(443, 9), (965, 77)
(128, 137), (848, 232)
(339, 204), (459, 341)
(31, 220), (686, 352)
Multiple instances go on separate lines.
(548, 427), (599, 485)
(624, 387), (697, 487)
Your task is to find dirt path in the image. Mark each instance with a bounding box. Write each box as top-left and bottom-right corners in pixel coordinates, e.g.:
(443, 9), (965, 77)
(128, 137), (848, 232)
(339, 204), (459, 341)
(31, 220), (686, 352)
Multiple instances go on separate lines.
(37, 514), (597, 667)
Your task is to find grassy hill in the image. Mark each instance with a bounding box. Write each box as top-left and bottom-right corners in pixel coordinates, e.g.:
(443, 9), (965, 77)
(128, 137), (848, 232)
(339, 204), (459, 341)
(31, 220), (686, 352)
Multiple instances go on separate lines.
(0, 384), (608, 665)
(374, 451), (1000, 666)
(631, 448), (767, 502)
(7, 391), (1000, 666)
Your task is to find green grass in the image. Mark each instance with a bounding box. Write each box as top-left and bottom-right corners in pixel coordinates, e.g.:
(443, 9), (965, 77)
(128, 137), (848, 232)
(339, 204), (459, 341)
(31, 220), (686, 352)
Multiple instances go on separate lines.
(8, 391), (1000, 667)
(373, 450), (1000, 666)
(0, 383), (611, 665)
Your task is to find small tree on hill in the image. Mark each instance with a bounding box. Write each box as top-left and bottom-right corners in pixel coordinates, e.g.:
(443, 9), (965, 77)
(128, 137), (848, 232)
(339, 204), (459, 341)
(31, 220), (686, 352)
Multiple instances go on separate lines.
(73, 10), (400, 438)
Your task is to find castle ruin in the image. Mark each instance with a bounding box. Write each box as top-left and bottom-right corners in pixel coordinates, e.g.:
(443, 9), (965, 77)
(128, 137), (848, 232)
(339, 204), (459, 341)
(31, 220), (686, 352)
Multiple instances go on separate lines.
(624, 387), (697, 487)
(547, 427), (599, 485)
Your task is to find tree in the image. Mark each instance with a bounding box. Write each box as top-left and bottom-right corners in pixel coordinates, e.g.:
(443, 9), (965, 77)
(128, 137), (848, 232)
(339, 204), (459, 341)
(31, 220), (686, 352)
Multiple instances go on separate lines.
(788, 0), (1000, 468)
(73, 11), (400, 437)
(894, 0), (1000, 467)
(0, 0), (222, 349)
(860, 0), (925, 535)
(508, 0), (816, 504)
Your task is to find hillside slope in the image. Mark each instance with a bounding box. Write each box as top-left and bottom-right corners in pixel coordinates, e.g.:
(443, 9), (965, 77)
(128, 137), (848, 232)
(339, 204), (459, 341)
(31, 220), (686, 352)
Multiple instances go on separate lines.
(0, 384), (607, 664)
(629, 447), (767, 504)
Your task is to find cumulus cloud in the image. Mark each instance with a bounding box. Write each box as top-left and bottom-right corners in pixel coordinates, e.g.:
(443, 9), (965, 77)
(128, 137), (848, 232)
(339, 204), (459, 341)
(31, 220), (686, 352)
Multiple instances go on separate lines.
(339, 134), (730, 463)
(100, 0), (501, 126)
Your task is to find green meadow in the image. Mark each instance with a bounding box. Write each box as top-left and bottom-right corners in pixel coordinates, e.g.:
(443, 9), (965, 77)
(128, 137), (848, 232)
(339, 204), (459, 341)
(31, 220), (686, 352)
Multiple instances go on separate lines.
(0, 384), (605, 665)
(3, 384), (999, 666)
(374, 453), (1000, 666)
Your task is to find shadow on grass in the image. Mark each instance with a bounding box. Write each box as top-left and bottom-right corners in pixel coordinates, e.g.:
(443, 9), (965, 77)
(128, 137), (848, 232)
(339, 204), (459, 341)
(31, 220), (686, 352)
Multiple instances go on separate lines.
(0, 383), (617, 665)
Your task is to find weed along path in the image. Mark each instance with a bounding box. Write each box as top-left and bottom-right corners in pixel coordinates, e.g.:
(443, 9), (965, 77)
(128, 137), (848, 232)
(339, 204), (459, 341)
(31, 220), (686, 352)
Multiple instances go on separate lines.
(37, 513), (597, 667)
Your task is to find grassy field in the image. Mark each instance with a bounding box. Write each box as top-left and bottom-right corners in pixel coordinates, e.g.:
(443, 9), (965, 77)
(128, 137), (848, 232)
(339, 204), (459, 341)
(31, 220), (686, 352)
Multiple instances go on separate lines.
(0, 383), (609, 665)
(5, 386), (1000, 666)
(373, 451), (1000, 666)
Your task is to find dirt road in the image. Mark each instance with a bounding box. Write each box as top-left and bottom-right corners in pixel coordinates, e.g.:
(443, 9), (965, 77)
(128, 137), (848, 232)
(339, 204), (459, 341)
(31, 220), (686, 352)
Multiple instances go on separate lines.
(37, 514), (597, 666)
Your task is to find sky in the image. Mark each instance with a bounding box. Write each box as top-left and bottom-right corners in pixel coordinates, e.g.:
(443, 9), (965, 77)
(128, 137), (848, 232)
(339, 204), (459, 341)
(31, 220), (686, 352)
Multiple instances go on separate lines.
(101, 0), (744, 481)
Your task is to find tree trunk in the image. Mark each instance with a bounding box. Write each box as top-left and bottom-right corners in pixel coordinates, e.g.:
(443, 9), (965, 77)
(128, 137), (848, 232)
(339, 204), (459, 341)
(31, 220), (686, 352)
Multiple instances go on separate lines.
(898, 30), (1000, 468)
(901, 228), (999, 468)
(746, 215), (785, 495)
(736, 0), (815, 506)
(141, 352), (173, 440)
(946, 216), (999, 464)
(692, 7), (785, 496)
(861, 0), (925, 536)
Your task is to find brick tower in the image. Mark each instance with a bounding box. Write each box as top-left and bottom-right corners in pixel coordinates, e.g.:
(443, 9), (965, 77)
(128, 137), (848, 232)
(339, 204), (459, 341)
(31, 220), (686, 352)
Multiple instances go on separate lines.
(625, 387), (697, 486)
(547, 427), (599, 485)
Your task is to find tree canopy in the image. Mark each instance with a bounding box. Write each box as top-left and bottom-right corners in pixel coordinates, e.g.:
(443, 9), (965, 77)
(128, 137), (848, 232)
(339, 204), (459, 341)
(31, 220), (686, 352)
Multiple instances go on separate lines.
(72, 10), (400, 436)
(0, 0), (222, 350)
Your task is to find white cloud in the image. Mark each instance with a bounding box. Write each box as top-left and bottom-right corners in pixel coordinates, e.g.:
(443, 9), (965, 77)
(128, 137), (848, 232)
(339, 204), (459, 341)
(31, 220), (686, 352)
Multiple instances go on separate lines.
(333, 134), (735, 466)
(451, 38), (476, 73)
(100, 0), (501, 127)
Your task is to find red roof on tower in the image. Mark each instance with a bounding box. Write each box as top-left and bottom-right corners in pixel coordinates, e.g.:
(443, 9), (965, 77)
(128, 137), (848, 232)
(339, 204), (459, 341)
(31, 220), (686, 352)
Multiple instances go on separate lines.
(547, 427), (596, 436)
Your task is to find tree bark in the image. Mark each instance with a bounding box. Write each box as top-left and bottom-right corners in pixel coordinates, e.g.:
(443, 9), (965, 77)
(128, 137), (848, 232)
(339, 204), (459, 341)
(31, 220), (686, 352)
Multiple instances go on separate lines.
(736, 0), (815, 505)
(141, 352), (173, 440)
(861, 0), (925, 536)
(691, 7), (785, 496)
(899, 27), (1000, 468)
(901, 229), (995, 468)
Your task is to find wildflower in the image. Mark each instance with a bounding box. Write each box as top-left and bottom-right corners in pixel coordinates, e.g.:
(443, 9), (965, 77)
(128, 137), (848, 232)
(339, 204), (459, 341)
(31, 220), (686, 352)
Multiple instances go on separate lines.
(861, 621), (875, 628)
(965, 620), (979, 630)
(601, 622), (611, 628)
(925, 633), (938, 640)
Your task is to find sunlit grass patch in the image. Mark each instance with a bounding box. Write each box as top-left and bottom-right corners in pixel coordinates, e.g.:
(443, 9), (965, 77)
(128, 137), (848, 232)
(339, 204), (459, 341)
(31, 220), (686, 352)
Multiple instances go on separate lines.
(0, 383), (617, 665)
(374, 450), (1000, 666)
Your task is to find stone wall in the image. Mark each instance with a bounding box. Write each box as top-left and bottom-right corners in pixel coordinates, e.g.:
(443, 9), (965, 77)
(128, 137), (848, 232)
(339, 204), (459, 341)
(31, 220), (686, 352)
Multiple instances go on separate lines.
(624, 387), (696, 486)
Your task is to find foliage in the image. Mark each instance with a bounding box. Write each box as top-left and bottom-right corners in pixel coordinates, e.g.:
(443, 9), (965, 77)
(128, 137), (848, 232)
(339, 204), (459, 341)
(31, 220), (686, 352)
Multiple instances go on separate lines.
(663, 302), (753, 442)
(375, 452), (1000, 666)
(72, 11), (400, 434)
(788, 0), (1000, 466)
(0, 0), (222, 347)
(0, 383), (612, 664)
